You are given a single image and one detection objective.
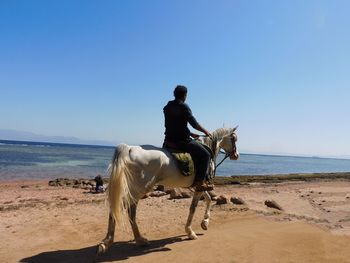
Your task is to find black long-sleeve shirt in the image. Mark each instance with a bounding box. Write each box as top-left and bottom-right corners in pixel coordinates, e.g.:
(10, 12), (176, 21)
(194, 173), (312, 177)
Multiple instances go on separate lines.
(163, 99), (199, 143)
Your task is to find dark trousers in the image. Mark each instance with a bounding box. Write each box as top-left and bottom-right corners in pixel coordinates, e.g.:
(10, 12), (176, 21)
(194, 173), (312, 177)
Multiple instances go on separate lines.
(175, 140), (211, 182)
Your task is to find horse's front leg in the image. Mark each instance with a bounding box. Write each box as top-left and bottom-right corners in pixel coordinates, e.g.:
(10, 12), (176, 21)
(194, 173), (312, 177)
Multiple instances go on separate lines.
(129, 202), (149, 246)
(201, 191), (211, 230)
(185, 191), (203, 240)
(97, 213), (115, 255)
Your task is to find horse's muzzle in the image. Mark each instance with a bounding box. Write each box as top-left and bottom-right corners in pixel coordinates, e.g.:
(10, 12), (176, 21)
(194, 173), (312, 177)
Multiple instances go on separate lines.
(230, 152), (239, 160)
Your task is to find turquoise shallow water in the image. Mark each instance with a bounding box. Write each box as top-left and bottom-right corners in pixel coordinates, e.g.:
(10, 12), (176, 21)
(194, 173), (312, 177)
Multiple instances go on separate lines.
(1, 140), (350, 180)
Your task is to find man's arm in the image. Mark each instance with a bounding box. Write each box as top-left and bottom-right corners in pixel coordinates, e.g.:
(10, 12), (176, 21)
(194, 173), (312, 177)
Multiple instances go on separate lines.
(184, 104), (212, 138)
(193, 123), (212, 138)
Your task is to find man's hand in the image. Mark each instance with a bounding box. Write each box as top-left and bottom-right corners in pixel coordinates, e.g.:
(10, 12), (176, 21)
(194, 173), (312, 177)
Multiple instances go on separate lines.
(202, 129), (212, 140)
(190, 133), (200, 139)
(194, 123), (212, 140)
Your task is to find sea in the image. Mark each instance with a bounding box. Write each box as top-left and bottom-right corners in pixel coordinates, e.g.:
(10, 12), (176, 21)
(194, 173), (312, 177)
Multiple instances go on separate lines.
(1, 139), (350, 181)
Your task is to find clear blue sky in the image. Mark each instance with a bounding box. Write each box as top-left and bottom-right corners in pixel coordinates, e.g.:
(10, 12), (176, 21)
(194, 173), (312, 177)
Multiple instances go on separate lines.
(1, 0), (349, 157)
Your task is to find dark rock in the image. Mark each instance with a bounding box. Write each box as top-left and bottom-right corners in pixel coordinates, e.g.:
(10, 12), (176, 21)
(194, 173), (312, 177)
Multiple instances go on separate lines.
(264, 200), (283, 210)
(48, 180), (57, 186)
(149, 191), (167, 197)
(216, 195), (229, 205)
(169, 189), (183, 199)
(180, 189), (193, 198)
(230, 197), (246, 205)
(141, 193), (150, 199)
(48, 177), (103, 189)
(164, 187), (174, 194)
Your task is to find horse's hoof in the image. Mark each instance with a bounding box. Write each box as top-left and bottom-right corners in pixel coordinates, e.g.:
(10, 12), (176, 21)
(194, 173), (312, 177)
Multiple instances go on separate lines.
(96, 243), (106, 255)
(188, 232), (198, 240)
(201, 220), (209, 230)
(136, 237), (150, 246)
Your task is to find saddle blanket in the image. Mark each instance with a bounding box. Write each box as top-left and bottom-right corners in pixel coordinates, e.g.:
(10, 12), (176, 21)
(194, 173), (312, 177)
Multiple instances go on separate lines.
(172, 152), (195, 177)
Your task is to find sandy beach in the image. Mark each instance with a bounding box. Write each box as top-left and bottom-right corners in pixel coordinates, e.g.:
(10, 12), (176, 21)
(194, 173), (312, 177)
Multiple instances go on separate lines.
(1, 176), (350, 263)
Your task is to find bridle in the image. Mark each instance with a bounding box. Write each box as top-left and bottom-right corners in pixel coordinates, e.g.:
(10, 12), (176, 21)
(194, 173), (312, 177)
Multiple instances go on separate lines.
(216, 133), (237, 164)
(202, 133), (237, 176)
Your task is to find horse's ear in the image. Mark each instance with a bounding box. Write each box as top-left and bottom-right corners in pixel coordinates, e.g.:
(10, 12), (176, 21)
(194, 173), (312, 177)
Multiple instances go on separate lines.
(232, 125), (239, 132)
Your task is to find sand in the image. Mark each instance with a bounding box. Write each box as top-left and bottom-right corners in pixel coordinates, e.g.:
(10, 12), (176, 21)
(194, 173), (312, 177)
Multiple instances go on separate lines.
(1, 179), (350, 263)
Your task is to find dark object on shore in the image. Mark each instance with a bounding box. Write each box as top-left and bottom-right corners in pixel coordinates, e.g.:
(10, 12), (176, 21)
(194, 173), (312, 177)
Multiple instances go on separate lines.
(169, 188), (183, 199)
(216, 195), (229, 205)
(149, 191), (168, 197)
(230, 197), (246, 205)
(94, 175), (105, 193)
(264, 200), (283, 210)
(48, 178), (94, 189)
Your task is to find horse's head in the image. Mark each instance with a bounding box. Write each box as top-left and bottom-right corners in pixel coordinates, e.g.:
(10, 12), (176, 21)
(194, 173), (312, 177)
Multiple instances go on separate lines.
(217, 126), (239, 160)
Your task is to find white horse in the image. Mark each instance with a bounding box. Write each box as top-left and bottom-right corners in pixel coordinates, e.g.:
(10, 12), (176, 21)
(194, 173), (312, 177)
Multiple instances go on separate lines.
(97, 126), (239, 255)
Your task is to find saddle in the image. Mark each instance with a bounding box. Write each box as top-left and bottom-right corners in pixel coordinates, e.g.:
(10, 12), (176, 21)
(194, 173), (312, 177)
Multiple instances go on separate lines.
(163, 141), (214, 178)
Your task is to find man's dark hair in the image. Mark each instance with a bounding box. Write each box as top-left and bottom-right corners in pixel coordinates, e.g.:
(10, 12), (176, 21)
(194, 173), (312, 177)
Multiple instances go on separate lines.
(173, 85), (188, 99)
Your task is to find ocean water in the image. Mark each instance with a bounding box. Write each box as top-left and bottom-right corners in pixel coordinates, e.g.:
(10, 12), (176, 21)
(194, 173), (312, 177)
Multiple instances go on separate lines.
(1, 140), (350, 181)
(0, 140), (114, 180)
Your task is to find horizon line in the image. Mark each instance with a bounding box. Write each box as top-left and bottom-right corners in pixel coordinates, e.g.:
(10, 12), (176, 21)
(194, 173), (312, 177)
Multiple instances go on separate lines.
(1, 138), (350, 161)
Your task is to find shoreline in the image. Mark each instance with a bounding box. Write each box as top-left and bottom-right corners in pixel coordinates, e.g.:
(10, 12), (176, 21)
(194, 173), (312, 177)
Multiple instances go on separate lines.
(215, 172), (350, 185)
(1, 171), (350, 184)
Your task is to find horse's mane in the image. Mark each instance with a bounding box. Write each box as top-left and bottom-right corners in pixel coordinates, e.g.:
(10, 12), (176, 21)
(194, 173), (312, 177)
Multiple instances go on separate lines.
(202, 127), (233, 149)
(212, 127), (233, 141)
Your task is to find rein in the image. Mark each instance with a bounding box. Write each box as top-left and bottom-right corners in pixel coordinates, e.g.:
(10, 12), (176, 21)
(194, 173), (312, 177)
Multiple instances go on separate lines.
(216, 151), (230, 169)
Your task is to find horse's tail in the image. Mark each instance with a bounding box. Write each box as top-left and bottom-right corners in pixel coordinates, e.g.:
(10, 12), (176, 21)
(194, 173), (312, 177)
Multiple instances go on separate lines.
(107, 144), (135, 226)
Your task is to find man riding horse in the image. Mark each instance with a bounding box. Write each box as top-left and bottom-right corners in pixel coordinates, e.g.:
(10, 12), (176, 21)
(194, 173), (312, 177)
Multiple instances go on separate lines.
(97, 89), (239, 254)
(163, 85), (214, 192)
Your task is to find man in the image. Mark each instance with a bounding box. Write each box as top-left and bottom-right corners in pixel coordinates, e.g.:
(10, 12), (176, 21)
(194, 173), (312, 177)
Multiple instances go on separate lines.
(163, 85), (213, 191)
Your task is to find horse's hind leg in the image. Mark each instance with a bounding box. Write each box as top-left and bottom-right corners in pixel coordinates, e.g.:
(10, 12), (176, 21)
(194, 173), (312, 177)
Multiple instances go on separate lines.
(97, 213), (116, 255)
(185, 191), (203, 240)
(129, 202), (149, 246)
(201, 191), (211, 230)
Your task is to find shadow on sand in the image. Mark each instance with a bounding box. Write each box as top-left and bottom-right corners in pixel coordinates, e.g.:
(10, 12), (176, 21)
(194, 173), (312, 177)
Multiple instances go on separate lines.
(20, 235), (189, 263)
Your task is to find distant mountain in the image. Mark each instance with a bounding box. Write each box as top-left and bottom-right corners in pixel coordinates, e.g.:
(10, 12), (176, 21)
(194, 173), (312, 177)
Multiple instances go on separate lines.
(0, 129), (116, 146)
